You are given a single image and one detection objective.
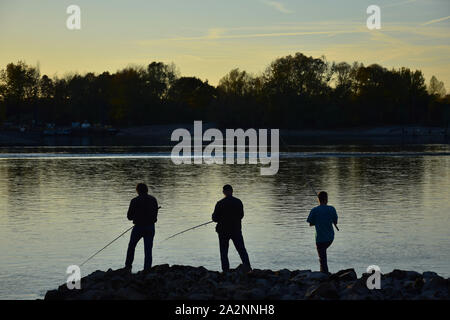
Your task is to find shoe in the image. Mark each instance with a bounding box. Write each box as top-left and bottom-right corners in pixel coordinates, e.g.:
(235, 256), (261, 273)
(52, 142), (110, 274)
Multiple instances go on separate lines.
(122, 266), (132, 273)
(236, 264), (252, 274)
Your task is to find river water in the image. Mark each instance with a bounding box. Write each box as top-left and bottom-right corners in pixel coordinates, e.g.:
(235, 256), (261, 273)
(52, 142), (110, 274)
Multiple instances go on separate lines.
(0, 144), (449, 299)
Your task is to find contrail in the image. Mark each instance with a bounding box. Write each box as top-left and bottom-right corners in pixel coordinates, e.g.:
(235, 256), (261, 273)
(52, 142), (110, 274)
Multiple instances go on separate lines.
(421, 15), (450, 26)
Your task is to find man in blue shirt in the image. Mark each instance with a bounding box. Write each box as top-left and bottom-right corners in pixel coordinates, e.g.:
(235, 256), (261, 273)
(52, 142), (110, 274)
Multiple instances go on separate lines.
(307, 191), (338, 274)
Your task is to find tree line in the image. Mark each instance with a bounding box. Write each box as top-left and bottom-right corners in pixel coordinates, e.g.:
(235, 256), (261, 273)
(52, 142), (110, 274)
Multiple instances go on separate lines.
(0, 52), (448, 129)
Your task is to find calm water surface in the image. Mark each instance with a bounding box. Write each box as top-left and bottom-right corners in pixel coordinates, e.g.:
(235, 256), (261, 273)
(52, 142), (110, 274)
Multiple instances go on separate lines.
(0, 145), (449, 299)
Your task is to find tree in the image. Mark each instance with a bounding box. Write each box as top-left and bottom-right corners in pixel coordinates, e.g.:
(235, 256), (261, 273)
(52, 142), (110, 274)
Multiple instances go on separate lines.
(168, 77), (216, 121)
(0, 61), (40, 123)
(145, 62), (179, 99)
(218, 69), (255, 96)
(428, 76), (446, 97)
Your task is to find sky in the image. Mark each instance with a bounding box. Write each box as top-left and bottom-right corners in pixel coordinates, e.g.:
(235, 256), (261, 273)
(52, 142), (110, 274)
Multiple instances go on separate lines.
(0, 0), (449, 86)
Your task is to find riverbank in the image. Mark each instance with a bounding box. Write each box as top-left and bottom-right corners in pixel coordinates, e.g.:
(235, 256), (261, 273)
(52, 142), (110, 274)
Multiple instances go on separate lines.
(44, 265), (449, 300)
(1, 124), (448, 146)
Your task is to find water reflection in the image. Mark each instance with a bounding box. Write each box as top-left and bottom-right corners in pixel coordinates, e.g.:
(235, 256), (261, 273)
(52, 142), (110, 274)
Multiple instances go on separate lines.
(0, 145), (448, 299)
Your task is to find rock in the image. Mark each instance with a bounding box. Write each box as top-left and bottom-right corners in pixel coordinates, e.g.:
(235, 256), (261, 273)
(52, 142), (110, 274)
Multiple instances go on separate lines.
(233, 289), (249, 300)
(330, 269), (357, 282)
(423, 271), (438, 279)
(387, 269), (407, 280)
(267, 284), (286, 298)
(304, 271), (329, 282)
(276, 269), (291, 280)
(249, 288), (266, 300)
(43, 265), (449, 300)
(44, 289), (63, 300)
(414, 278), (424, 290)
(255, 278), (269, 287)
(89, 270), (106, 281)
(287, 283), (301, 295)
(188, 293), (213, 300)
(305, 282), (339, 299)
(404, 271), (422, 280)
(151, 264), (170, 273)
(422, 277), (448, 293)
(78, 289), (104, 300)
(345, 277), (370, 296)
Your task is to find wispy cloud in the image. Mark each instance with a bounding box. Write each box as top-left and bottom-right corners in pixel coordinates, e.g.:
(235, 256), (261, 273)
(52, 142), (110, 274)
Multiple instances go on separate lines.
(382, 0), (417, 9)
(137, 30), (365, 44)
(421, 15), (450, 26)
(206, 28), (227, 39)
(137, 23), (369, 44)
(262, 1), (293, 14)
(136, 21), (450, 45)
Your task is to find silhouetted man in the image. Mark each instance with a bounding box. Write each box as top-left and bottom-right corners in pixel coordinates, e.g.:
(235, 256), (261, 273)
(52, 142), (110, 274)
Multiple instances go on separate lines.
(307, 191), (338, 274)
(212, 185), (251, 273)
(125, 183), (159, 271)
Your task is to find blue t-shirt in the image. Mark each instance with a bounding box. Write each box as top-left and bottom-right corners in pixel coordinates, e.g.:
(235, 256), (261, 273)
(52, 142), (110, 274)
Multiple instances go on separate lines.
(307, 205), (338, 243)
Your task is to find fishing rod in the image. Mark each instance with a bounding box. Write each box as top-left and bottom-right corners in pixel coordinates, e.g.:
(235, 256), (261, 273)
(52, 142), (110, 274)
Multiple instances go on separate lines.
(80, 226), (133, 267)
(307, 181), (339, 231)
(278, 136), (340, 232)
(79, 206), (161, 267)
(164, 220), (214, 241)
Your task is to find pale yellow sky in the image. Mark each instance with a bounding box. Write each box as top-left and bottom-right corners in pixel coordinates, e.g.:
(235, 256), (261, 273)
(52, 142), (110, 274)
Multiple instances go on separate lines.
(0, 0), (449, 87)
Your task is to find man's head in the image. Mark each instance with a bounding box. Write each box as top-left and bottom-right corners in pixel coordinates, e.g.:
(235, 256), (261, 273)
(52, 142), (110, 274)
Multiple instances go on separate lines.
(136, 183), (148, 195)
(223, 184), (233, 197)
(318, 191), (328, 205)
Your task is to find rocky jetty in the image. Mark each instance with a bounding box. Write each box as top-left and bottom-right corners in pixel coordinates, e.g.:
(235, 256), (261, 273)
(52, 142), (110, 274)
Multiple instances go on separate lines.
(45, 265), (449, 300)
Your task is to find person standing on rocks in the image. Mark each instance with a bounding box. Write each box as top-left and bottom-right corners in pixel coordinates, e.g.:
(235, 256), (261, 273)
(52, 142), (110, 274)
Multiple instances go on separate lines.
(212, 184), (252, 273)
(307, 191), (338, 274)
(124, 183), (159, 272)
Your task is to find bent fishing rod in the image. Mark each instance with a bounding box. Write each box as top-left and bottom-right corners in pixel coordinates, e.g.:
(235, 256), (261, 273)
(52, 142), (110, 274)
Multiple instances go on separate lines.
(79, 206), (161, 267)
(164, 220), (214, 241)
(307, 181), (339, 231)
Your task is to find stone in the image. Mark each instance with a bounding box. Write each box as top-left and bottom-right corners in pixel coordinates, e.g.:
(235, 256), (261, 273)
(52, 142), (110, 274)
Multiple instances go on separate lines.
(304, 271), (329, 281)
(249, 288), (266, 300)
(422, 277), (448, 292)
(43, 266), (449, 300)
(276, 269), (291, 279)
(330, 269), (357, 282)
(255, 278), (269, 287)
(387, 269), (407, 280)
(305, 282), (339, 300)
(44, 289), (63, 300)
(151, 264), (170, 273)
(233, 290), (249, 300)
(422, 271), (438, 279)
(188, 293), (213, 300)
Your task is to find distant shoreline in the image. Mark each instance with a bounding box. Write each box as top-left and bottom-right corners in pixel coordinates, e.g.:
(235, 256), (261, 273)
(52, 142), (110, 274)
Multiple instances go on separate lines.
(0, 124), (449, 147)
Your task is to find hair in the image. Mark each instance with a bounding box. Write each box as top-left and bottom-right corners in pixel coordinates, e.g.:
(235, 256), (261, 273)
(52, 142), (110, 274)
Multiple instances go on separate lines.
(223, 184), (233, 192)
(318, 191), (328, 203)
(136, 183), (148, 195)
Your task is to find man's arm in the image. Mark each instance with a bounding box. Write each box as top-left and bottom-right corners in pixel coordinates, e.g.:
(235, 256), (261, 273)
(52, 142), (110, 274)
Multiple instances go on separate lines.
(212, 202), (221, 222)
(332, 207), (339, 230)
(307, 210), (315, 226)
(238, 200), (244, 220)
(127, 199), (135, 221)
(152, 198), (159, 223)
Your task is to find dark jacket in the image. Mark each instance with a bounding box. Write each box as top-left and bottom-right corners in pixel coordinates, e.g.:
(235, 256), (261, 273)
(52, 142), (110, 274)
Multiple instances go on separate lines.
(212, 196), (244, 234)
(127, 194), (159, 226)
